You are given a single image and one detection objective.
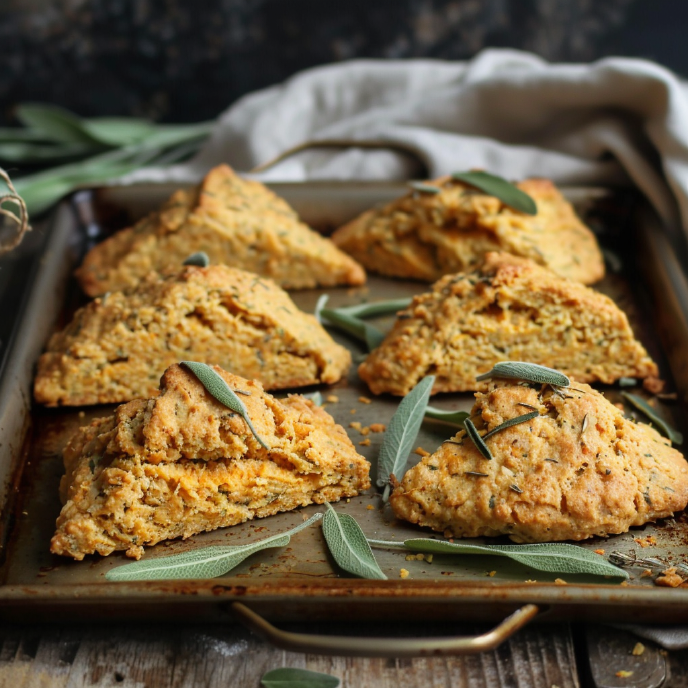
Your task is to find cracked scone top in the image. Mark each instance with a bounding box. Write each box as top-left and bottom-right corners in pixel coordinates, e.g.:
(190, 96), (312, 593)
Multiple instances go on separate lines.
(359, 252), (657, 396)
(51, 364), (370, 560)
(331, 177), (604, 285)
(35, 264), (351, 406)
(390, 381), (688, 542)
(75, 164), (366, 296)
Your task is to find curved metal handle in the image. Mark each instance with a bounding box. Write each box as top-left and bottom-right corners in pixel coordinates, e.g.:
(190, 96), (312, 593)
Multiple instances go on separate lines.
(232, 602), (539, 657)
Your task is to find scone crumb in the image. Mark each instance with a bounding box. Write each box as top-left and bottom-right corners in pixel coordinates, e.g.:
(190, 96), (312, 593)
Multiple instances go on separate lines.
(366, 504), (375, 510)
(656, 567), (684, 587)
(405, 553), (424, 561)
(425, 554), (433, 563)
(326, 395), (340, 403)
(640, 569), (654, 578)
(349, 421), (362, 430)
(525, 579), (537, 584)
(400, 568), (410, 579)
(616, 670), (633, 678)
(555, 578), (567, 585)
(594, 549), (606, 555)
(634, 538), (650, 548)
(359, 439), (371, 446)
(350, 409), (357, 414)
(632, 642), (645, 656)
(414, 447), (430, 457)
(360, 426), (370, 435)
(370, 423), (387, 433)
(643, 377), (666, 394)
(620, 580), (630, 587)
(487, 570), (496, 577)
(359, 396), (372, 404)
(78, 411), (85, 418)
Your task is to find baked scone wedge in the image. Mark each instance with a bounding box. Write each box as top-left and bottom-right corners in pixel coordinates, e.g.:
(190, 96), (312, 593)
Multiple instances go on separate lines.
(331, 176), (604, 285)
(51, 363), (370, 560)
(359, 253), (657, 396)
(391, 380), (688, 542)
(35, 264), (351, 406)
(75, 164), (365, 296)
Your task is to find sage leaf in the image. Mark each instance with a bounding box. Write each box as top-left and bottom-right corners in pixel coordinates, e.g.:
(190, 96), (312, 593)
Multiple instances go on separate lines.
(424, 406), (469, 427)
(408, 181), (442, 194)
(106, 513), (323, 581)
(322, 504), (386, 580)
(464, 419), (493, 460)
(314, 294), (329, 324)
(377, 375), (435, 501)
(483, 411), (540, 440)
(367, 539), (628, 580)
(622, 392), (683, 445)
(451, 170), (537, 215)
(183, 251), (210, 267)
(16, 103), (99, 144)
(261, 668), (340, 688)
(181, 361), (270, 450)
(335, 297), (413, 319)
(476, 361), (570, 387)
(301, 390), (323, 406)
(618, 377), (637, 387)
(319, 307), (385, 351)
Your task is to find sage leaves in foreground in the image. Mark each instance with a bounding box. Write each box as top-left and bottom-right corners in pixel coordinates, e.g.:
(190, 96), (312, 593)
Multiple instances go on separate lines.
(622, 392), (683, 445)
(451, 170), (537, 215)
(106, 513), (323, 581)
(476, 361), (570, 387)
(368, 539), (628, 580)
(319, 307), (385, 351)
(322, 504), (387, 580)
(181, 361), (270, 449)
(377, 375), (435, 501)
(261, 668), (340, 688)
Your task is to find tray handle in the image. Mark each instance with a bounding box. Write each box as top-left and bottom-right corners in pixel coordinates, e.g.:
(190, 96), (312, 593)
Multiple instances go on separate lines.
(231, 601), (539, 657)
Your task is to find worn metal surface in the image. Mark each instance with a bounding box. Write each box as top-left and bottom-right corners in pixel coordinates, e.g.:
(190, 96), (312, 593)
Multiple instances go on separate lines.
(1, 182), (688, 623)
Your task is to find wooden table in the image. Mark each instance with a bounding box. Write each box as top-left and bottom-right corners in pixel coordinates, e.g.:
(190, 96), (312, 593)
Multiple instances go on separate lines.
(0, 621), (686, 687)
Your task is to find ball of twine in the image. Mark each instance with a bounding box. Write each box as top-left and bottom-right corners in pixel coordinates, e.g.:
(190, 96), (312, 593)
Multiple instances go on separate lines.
(0, 168), (29, 254)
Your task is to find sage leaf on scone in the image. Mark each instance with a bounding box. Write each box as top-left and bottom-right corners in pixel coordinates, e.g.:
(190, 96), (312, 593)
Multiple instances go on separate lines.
(476, 361), (570, 387)
(408, 181), (442, 194)
(261, 667), (340, 688)
(464, 418), (493, 461)
(322, 503), (386, 580)
(451, 170), (537, 215)
(622, 392), (683, 445)
(181, 361), (270, 449)
(367, 539), (628, 580)
(319, 307), (385, 352)
(182, 251), (210, 267)
(106, 513), (323, 581)
(483, 411), (540, 440)
(424, 406), (469, 427)
(378, 375), (435, 501)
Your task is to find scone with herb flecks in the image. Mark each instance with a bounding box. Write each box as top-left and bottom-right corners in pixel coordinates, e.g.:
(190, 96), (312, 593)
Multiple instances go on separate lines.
(51, 363), (370, 560)
(359, 252), (656, 396)
(75, 164), (365, 296)
(331, 176), (603, 285)
(35, 264), (351, 406)
(390, 380), (688, 542)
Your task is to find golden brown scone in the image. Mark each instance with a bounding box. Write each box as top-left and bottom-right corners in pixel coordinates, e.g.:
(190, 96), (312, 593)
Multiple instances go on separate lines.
(75, 164), (365, 296)
(331, 177), (604, 285)
(359, 253), (656, 396)
(390, 381), (688, 542)
(35, 265), (351, 406)
(51, 364), (370, 560)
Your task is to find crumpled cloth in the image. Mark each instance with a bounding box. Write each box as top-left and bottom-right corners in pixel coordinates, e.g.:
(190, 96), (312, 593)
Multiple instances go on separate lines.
(120, 47), (688, 237)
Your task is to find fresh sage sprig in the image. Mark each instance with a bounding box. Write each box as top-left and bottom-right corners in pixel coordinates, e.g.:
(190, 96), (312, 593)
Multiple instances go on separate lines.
(424, 406), (469, 426)
(183, 252), (210, 267)
(464, 419), (493, 461)
(483, 411), (540, 440)
(319, 307), (385, 351)
(322, 503), (387, 580)
(367, 538), (628, 580)
(261, 668), (340, 688)
(181, 361), (270, 450)
(106, 513), (323, 581)
(476, 361), (570, 387)
(378, 375), (435, 501)
(451, 170), (537, 215)
(621, 392), (683, 445)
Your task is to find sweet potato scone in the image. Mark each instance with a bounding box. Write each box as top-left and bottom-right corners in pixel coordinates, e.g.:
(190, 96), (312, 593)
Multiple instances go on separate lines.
(35, 264), (351, 406)
(331, 177), (604, 285)
(359, 253), (656, 396)
(75, 164), (365, 296)
(390, 381), (688, 542)
(51, 364), (370, 560)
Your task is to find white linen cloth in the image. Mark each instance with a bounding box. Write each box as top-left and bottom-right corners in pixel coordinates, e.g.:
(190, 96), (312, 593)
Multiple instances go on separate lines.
(120, 47), (688, 236)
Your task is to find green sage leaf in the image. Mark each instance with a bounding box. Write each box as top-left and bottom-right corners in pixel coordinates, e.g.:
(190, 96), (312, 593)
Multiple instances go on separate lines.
(322, 504), (386, 580)
(335, 297), (413, 319)
(319, 308), (385, 352)
(181, 361), (270, 450)
(408, 181), (442, 194)
(314, 294), (329, 324)
(378, 375), (435, 501)
(106, 513), (323, 581)
(301, 390), (323, 406)
(261, 667), (340, 688)
(476, 361), (570, 387)
(368, 538), (628, 580)
(464, 419), (493, 461)
(618, 377), (637, 388)
(621, 392), (683, 445)
(451, 170), (537, 215)
(183, 252), (210, 267)
(15, 103), (98, 144)
(424, 406), (469, 426)
(483, 411), (540, 440)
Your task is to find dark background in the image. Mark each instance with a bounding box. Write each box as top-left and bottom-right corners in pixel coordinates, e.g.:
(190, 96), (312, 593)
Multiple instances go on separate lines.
(0, 0), (684, 125)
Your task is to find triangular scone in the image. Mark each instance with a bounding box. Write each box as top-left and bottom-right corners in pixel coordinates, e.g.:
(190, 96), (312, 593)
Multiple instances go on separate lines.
(359, 253), (657, 396)
(51, 364), (370, 560)
(391, 382), (688, 542)
(35, 265), (351, 407)
(75, 164), (366, 296)
(331, 177), (604, 285)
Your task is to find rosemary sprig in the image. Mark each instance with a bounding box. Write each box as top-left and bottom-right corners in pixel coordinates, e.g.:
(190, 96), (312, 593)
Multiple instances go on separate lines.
(464, 419), (493, 461)
(483, 411), (539, 440)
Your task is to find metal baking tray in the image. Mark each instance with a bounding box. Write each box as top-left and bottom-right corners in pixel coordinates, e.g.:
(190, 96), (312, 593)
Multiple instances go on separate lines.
(2, 180), (688, 637)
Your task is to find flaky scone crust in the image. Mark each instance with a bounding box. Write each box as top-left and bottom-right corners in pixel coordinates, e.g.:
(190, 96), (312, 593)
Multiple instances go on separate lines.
(331, 177), (604, 285)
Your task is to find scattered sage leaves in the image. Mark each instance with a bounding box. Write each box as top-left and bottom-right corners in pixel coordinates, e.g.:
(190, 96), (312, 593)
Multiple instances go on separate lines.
(424, 406), (469, 426)
(335, 297), (413, 319)
(476, 361), (570, 387)
(319, 307), (385, 352)
(261, 668), (340, 688)
(451, 170), (537, 215)
(621, 392), (683, 445)
(183, 251), (210, 267)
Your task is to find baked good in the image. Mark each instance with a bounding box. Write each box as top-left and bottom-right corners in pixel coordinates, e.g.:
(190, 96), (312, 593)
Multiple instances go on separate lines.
(35, 264), (351, 406)
(331, 177), (604, 285)
(359, 253), (656, 396)
(75, 164), (366, 296)
(51, 363), (370, 560)
(390, 380), (688, 542)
